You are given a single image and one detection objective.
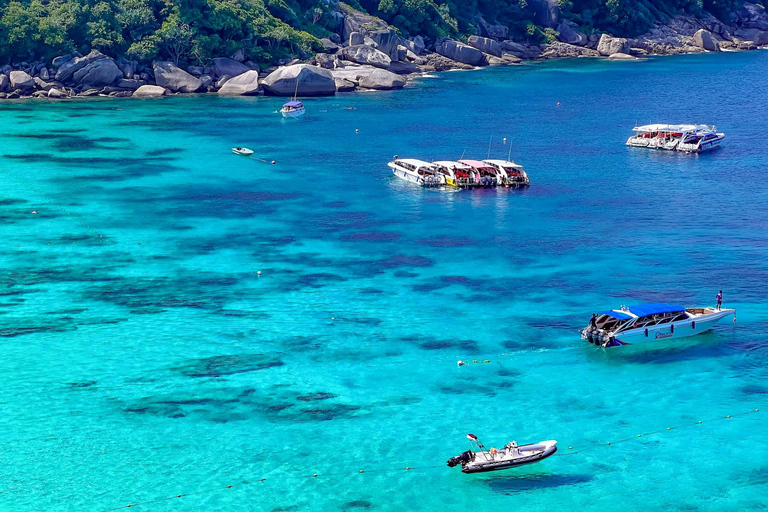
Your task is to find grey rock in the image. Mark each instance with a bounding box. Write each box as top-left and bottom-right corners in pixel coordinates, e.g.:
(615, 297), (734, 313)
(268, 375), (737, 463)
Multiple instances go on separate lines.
(47, 87), (68, 98)
(73, 57), (123, 87)
(56, 50), (120, 86)
(216, 75), (231, 88)
(212, 58), (250, 79)
(340, 45), (392, 69)
(501, 52), (523, 64)
(9, 70), (35, 89)
(330, 33), (341, 44)
(476, 16), (509, 39)
(117, 59), (134, 79)
(421, 53), (476, 71)
(78, 88), (103, 97)
(116, 79), (144, 90)
(334, 77), (356, 92)
(396, 45), (407, 62)
(218, 70), (261, 96)
(109, 91), (133, 98)
(153, 61), (203, 93)
(557, 20), (588, 46)
(321, 38), (340, 53)
(413, 36), (425, 55)
(540, 41), (600, 59)
(387, 61), (420, 74)
(0, 74), (8, 92)
(363, 36), (378, 48)
(692, 29), (719, 51)
(500, 40), (541, 59)
(530, 0), (559, 27)
(341, 8), (388, 42)
(261, 64), (336, 96)
(368, 29), (400, 60)
(187, 65), (204, 76)
(734, 27), (768, 45)
(200, 75), (213, 88)
(33, 77), (55, 91)
(597, 34), (630, 56)
(51, 53), (79, 70)
(32, 90), (48, 98)
(40, 67), (50, 80)
(357, 68), (405, 90)
(132, 85), (167, 98)
(316, 53), (338, 69)
(435, 39), (485, 66)
(468, 35), (502, 57)
(607, 52), (639, 60)
(349, 31), (364, 46)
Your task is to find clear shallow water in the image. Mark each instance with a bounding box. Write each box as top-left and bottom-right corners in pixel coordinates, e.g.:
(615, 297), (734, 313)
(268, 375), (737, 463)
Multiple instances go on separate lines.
(1, 52), (768, 512)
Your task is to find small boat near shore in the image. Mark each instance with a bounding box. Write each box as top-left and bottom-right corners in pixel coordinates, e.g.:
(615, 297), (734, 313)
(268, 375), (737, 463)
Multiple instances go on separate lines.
(626, 124), (724, 152)
(582, 302), (735, 348)
(231, 147), (254, 156)
(280, 100), (305, 118)
(447, 434), (557, 474)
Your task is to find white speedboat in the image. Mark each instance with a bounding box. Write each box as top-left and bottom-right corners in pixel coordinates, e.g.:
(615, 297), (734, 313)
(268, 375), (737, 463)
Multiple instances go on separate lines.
(280, 100), (305, 118)
(447, 434), (557, 474)
(581, 302), (735, 348)
(483, 159), (530, 187)
(458, 159), (500, 187)
(232, 147), (254, 156)
(626, 124), (724, 152)
(432, 161), (478, 188)
(388, 158), (444, 186)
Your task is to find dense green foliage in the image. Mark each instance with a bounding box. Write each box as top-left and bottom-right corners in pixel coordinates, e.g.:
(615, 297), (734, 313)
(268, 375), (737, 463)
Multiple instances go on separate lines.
(0, 0), (748, 65)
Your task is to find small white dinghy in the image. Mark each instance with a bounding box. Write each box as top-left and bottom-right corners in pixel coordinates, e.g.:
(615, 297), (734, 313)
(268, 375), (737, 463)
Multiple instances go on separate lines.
(447, 434), (557, 474)
(232, 147), (254, 156)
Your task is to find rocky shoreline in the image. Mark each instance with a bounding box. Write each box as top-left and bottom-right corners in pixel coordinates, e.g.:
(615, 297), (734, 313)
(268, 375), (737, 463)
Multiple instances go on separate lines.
(1, 3), (767, 101)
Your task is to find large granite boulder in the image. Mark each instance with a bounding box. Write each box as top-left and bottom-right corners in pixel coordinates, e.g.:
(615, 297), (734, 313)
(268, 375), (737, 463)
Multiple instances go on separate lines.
(597, 34), (630, 56)
(212, 58), (250, 79)
(500, 40), (541, 59)
(48, 88), (68, 98)
(133, 85), (167, 98)
(349, 32), (364, 46)
(52, 53), (79, 70)
(435, 39), (485, 66)
(320, 38), (340, 53)
(55, 50), (121, 87)
(476, 16), (509, 39)
(340, 45), (392, 69)
(733, 27), (768, 45)
(387, 61), (421, 74)
(468, 35), (502, 57)
(153, 62), (202, 93)
(9, 70), (35, 89)
(557, 20), (587, 46)
(357, 68), (405, 90)
(341, 7), (388, 41)
(261, 64), (336, 96)
(331, 65), (405, 90)
(530, 0), (559, 27)
(116, 79), (144, 90)
(218, 70), (261, 95)
(692, 29), (719, 51)
(0, 73), (8, 92)
(368, 29), (400, 60)
(607, 52), (639, 60)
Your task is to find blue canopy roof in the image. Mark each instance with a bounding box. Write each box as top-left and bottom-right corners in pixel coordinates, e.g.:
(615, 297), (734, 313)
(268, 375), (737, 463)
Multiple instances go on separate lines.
(601, 310), (633, 320)
(628, 303), (685, 317)
(283, 100), (303, 107)
(601, 303), (685, 320)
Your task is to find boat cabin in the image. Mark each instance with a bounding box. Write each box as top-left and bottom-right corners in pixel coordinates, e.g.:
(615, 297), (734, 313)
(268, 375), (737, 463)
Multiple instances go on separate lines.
(433, 160), (477, 187)
(282, 100), (304, 111)
(458, 159), (500, 185)
(483, 159), (528, 185)
(596, 303), (690, 332)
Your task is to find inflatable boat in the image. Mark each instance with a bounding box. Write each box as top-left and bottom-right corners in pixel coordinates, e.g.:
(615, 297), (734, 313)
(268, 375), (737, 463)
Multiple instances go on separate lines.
(447, 434), (557, 474)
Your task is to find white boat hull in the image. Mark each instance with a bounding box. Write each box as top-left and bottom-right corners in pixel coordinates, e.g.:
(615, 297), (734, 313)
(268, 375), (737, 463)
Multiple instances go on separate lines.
(387, 162), (444, 187)
(281, 108), (305, 118)
(583, 309), (734, 346)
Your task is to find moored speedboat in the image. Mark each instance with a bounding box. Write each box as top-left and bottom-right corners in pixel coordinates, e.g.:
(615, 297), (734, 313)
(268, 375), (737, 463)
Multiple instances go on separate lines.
(232, 147), (254, 156)
(581, 302), (735, 348)
(626, 124), (724, 152)
(483, 159), (530, 187)
(458, 159), (500, 187)
(432, 160), (478, 188)
(281, 100), (305, 118)
(387, 158), (444, 186)
(447, 434), (557, 474)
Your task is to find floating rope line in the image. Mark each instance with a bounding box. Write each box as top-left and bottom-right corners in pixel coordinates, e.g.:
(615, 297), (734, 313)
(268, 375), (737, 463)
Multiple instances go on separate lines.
(89, 407), (761, 512)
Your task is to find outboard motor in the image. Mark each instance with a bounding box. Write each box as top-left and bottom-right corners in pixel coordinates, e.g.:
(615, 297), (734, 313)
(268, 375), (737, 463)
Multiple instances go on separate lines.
(447, 450), (472, 467)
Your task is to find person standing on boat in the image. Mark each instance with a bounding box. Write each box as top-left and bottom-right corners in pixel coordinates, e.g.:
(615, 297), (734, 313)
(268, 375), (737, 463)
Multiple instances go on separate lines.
(716, 290), (723, 310)
(590, 313), (598, 329)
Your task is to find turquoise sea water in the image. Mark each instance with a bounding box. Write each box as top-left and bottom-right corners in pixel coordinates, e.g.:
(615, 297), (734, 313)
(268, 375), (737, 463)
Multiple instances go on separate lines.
(2, 51), (768, 512)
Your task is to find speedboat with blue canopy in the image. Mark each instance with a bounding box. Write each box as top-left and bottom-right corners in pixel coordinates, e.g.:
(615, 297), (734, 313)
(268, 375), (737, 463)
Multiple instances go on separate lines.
(581, 302), (735, 348)
(280, 100), (305, 118)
